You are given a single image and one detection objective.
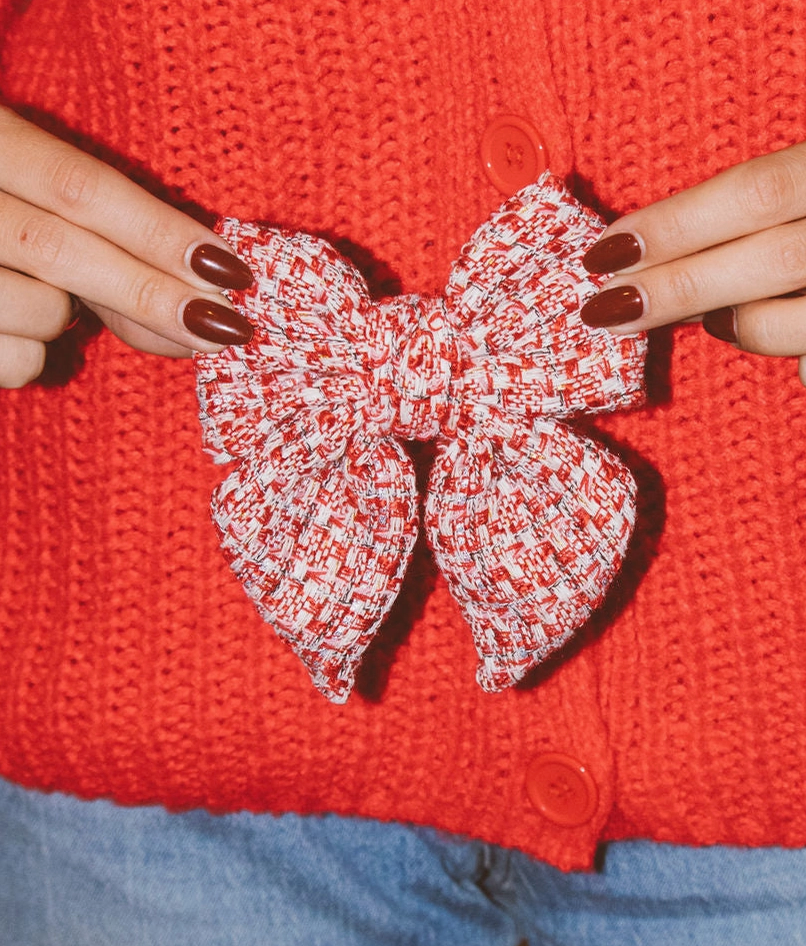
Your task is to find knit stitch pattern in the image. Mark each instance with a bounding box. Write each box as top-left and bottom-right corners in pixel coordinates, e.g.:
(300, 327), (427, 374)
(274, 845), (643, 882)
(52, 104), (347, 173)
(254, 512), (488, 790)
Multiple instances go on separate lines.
(3, 0), (806, 870)
(196, 176), (646, 701)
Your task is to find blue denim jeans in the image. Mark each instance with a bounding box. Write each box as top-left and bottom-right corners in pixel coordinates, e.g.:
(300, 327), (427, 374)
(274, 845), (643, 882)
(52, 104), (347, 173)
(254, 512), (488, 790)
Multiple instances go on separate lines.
(2, 776), (806, 946)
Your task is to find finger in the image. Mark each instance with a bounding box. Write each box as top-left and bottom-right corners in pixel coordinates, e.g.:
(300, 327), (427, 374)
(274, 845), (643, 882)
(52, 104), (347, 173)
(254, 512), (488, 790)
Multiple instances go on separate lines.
(0, 333), (45, 387)
(0, 191), (252, 352)
(89, 303), (193, 358)
(0, 107), (253, 292)
(581, 215), (806, 332)
(583, 141), (806, 274)
(0, 267), (74, 341)
(703, 296), (806, 358)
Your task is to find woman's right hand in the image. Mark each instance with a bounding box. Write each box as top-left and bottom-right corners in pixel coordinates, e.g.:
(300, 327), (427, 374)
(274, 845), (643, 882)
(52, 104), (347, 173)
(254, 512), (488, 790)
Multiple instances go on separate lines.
(0, 106), (254, 388)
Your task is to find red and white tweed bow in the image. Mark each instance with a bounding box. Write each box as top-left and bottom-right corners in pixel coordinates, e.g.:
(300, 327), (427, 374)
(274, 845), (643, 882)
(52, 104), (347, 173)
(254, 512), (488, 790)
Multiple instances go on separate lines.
(195, 174), (646, 703)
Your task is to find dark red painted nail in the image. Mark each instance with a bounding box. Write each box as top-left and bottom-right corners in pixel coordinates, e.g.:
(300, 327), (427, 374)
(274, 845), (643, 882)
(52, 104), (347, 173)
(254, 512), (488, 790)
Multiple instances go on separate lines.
(582, 233), (642, 274)
(702, 306), (738, 344)
(580, 285), (644, 327)
(190, 244), (254, 290)
(183, 298), (253, 346)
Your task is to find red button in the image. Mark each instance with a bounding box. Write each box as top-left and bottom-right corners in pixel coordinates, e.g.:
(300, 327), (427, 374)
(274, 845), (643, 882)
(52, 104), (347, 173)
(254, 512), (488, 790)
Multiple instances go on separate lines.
(480, 115), (548, 195)
(525, 753), (598, 827)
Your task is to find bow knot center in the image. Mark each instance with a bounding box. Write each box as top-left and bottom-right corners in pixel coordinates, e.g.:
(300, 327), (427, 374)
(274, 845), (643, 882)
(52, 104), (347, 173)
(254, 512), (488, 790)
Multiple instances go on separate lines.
(364, 295), (462, 441)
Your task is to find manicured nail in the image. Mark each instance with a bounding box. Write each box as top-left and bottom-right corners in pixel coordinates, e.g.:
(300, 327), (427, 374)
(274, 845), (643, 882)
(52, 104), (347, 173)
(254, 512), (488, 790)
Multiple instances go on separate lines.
(702, 306), (738, 344)
(65, 294), (83, 331)
(580, 285), (644, 327)
(183, 298), (253, 346)
(190, 243), (254, 290)
(582, 233), (642, 274)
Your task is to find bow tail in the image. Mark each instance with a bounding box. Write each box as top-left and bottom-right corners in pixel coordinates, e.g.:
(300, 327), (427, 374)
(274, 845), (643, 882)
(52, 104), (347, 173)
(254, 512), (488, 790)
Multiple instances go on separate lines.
(211, 437), (419, 703)
(425, 418), (637, 692)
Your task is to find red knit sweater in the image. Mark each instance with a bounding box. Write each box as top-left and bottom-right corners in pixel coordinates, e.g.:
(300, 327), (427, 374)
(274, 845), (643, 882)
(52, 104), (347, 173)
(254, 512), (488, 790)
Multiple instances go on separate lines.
(2, 0), (806, 871)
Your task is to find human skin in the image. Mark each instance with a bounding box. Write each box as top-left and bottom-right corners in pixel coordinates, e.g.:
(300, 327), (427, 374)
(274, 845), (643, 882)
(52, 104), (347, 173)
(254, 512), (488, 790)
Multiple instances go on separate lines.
(581, 141), (806, 385)
(0, 106), (254, 388)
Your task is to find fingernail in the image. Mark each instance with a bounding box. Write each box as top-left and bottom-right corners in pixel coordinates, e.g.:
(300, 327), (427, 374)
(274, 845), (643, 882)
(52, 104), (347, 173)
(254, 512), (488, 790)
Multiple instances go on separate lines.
(190, 243), (254, 290)
(65, 294), (83, 331)
(580, 285), (644, 327)
(582, 233), (642, 274)
(702, 306), (737, 344)
(183, 298), (253, 346)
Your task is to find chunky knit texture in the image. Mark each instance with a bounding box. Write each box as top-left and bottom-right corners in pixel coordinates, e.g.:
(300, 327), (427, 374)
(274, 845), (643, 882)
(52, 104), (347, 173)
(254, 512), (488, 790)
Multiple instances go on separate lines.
(2, 0), (806, 870)
(196, 179), (646, 702)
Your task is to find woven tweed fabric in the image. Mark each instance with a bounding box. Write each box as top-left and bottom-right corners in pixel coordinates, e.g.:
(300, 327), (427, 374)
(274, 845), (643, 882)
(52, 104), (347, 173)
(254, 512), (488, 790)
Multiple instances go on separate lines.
(195, 175), (646, 702)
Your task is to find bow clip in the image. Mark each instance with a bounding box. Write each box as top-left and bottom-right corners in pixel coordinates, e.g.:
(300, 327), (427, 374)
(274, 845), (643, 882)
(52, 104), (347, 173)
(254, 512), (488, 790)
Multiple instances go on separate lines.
(195, 174), (646, 702)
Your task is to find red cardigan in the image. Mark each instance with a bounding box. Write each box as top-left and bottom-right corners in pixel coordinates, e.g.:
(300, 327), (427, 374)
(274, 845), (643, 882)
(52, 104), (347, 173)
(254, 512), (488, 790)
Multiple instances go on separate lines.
(2, 0), (806, 871)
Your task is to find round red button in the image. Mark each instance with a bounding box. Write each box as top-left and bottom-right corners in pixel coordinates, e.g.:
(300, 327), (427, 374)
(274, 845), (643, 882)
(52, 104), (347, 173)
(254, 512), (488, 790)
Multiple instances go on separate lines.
(525, 753), (598, 827)
(480, 115), (548, 195)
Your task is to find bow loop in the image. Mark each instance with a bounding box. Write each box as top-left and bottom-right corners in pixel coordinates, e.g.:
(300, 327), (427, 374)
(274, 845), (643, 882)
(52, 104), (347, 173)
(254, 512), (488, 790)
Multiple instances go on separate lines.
(198, 220), (374, 464)
(446, 182), (645, 423)
(196, 174), (647, 702)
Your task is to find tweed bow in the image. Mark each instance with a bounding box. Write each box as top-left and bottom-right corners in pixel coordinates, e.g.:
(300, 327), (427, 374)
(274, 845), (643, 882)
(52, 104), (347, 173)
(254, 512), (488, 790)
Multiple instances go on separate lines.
(195, 174), (646, 703)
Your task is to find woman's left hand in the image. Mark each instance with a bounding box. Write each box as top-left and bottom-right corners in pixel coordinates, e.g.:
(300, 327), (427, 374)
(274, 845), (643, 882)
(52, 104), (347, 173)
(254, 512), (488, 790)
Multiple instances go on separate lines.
(580, 141), (806, 385)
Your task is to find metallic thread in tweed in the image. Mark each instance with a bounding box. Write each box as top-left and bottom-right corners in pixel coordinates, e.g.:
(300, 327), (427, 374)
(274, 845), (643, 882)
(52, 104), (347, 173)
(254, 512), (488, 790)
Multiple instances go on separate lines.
(195, 174), (647, 703)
